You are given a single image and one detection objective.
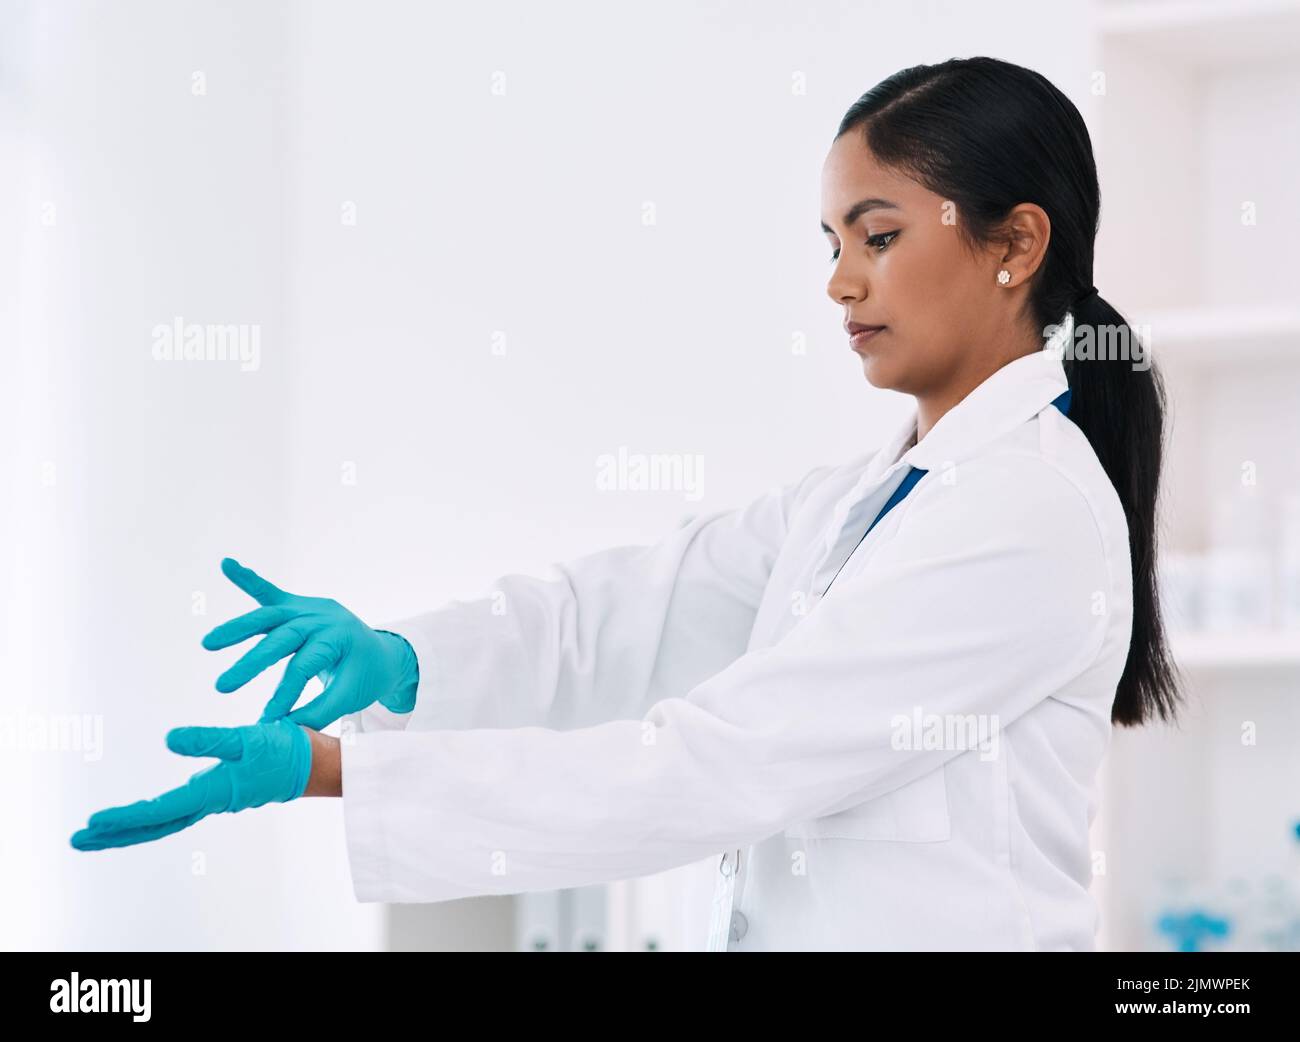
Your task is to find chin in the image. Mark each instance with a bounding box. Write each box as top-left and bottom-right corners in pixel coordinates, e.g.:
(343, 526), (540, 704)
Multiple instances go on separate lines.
(858, 354), (903, 392)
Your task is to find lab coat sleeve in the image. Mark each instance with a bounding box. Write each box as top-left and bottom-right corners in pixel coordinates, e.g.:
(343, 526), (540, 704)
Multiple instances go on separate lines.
(342, 452), (1120, 903)
(357, 464), (837, 734)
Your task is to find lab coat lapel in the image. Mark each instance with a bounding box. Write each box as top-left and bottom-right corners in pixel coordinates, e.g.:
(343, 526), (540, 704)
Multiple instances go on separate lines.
(814, 459), (916, 597)
(820, 410), (918, 553)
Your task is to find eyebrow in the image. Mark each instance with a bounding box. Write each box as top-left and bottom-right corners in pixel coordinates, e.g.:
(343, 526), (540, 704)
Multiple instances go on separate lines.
(820, 197), (901, 234)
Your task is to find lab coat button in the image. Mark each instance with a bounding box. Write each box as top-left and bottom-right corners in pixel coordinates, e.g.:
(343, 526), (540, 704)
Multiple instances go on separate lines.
(729, 910), (748, 942)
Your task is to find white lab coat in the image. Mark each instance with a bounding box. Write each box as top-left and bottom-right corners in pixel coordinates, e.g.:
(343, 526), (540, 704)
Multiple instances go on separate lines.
(340, 348), (1133, 951)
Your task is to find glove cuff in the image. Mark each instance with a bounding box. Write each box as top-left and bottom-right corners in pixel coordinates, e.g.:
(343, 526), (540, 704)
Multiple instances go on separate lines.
(289, 723), (314, 800)
(374, 630), (419, 714)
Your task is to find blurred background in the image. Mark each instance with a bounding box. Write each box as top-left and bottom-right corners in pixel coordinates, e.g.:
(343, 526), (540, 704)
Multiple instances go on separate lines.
(2, 0), (1297, 951)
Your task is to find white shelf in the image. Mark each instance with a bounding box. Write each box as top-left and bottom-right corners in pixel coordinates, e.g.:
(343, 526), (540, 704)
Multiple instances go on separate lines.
(1092, 0), (1300, 954)
(1170, 627), (1300, 669)
(1100, 0), (1300, 67)
(1134, 305), (1300, 367)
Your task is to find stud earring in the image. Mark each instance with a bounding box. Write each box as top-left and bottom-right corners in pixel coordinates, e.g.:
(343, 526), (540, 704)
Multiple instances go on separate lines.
(996, 269), (1011, 286)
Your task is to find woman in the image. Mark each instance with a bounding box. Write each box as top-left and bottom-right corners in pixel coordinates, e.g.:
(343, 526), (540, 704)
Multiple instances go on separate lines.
(71, 57), (1180, 951)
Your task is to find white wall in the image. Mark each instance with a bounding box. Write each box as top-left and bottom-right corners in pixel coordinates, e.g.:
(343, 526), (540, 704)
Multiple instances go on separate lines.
(4, 0), (374, 951)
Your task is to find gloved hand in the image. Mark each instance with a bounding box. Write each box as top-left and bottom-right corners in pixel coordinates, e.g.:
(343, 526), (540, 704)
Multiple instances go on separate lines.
(201, 557), (419, 730)
(69, 719), (312, 851)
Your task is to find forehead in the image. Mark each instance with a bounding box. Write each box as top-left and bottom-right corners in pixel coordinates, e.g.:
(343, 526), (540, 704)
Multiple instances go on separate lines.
(820, 133), (926, 223)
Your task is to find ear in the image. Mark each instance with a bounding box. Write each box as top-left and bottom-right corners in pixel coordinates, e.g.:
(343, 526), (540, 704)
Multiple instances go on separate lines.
(993, 203), (1051, 289)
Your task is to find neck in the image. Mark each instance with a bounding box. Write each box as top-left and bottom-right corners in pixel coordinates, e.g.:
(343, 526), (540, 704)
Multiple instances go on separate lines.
(915, 387), (962, 444)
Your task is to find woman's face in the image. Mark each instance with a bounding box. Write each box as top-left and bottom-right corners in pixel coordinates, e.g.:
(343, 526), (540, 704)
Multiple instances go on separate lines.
(820, 133), (1010, 398)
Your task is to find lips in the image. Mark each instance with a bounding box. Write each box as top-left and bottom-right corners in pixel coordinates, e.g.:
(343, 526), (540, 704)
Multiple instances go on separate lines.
(845, 321), (886, 348)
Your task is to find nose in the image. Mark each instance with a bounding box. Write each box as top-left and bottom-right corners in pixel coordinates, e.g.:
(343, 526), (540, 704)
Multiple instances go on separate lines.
(826, 261), (865, 308)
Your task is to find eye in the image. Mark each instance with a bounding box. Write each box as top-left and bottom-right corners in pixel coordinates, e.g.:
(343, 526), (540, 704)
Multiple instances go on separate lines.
(828, 230), (899, 262)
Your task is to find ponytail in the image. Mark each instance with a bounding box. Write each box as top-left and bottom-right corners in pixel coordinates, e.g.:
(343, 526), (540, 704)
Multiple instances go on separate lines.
(1065, 292), (1180, 725)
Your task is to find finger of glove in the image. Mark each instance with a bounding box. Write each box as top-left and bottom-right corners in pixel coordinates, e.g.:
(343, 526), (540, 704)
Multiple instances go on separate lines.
(261, 640), (337, 721)
(215, 625), (309, 693)
(221, 557), (291, 606)
(286, 671), (358, 731)
(71, 807), (209, 850)
(201, 605), (297, 651)
(166, 725), (245, 761)
(84, 778), (211, 832)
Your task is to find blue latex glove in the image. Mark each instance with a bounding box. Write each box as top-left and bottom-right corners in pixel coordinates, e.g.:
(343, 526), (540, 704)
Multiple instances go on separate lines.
(201, 557), (419, 730)
(69, 720), (312, 851)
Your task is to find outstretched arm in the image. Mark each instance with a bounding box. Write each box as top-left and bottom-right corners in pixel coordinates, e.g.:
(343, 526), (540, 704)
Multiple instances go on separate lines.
(338, 454), (1120, 903)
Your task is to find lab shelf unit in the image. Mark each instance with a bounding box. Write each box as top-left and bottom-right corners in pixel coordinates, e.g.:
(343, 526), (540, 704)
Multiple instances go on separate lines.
(1090, 0), (1300, 952)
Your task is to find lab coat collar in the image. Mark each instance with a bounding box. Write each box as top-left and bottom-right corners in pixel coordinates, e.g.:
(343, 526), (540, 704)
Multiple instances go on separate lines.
(820, 348), (1069, 565)
(882, 348), (1069, 475)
